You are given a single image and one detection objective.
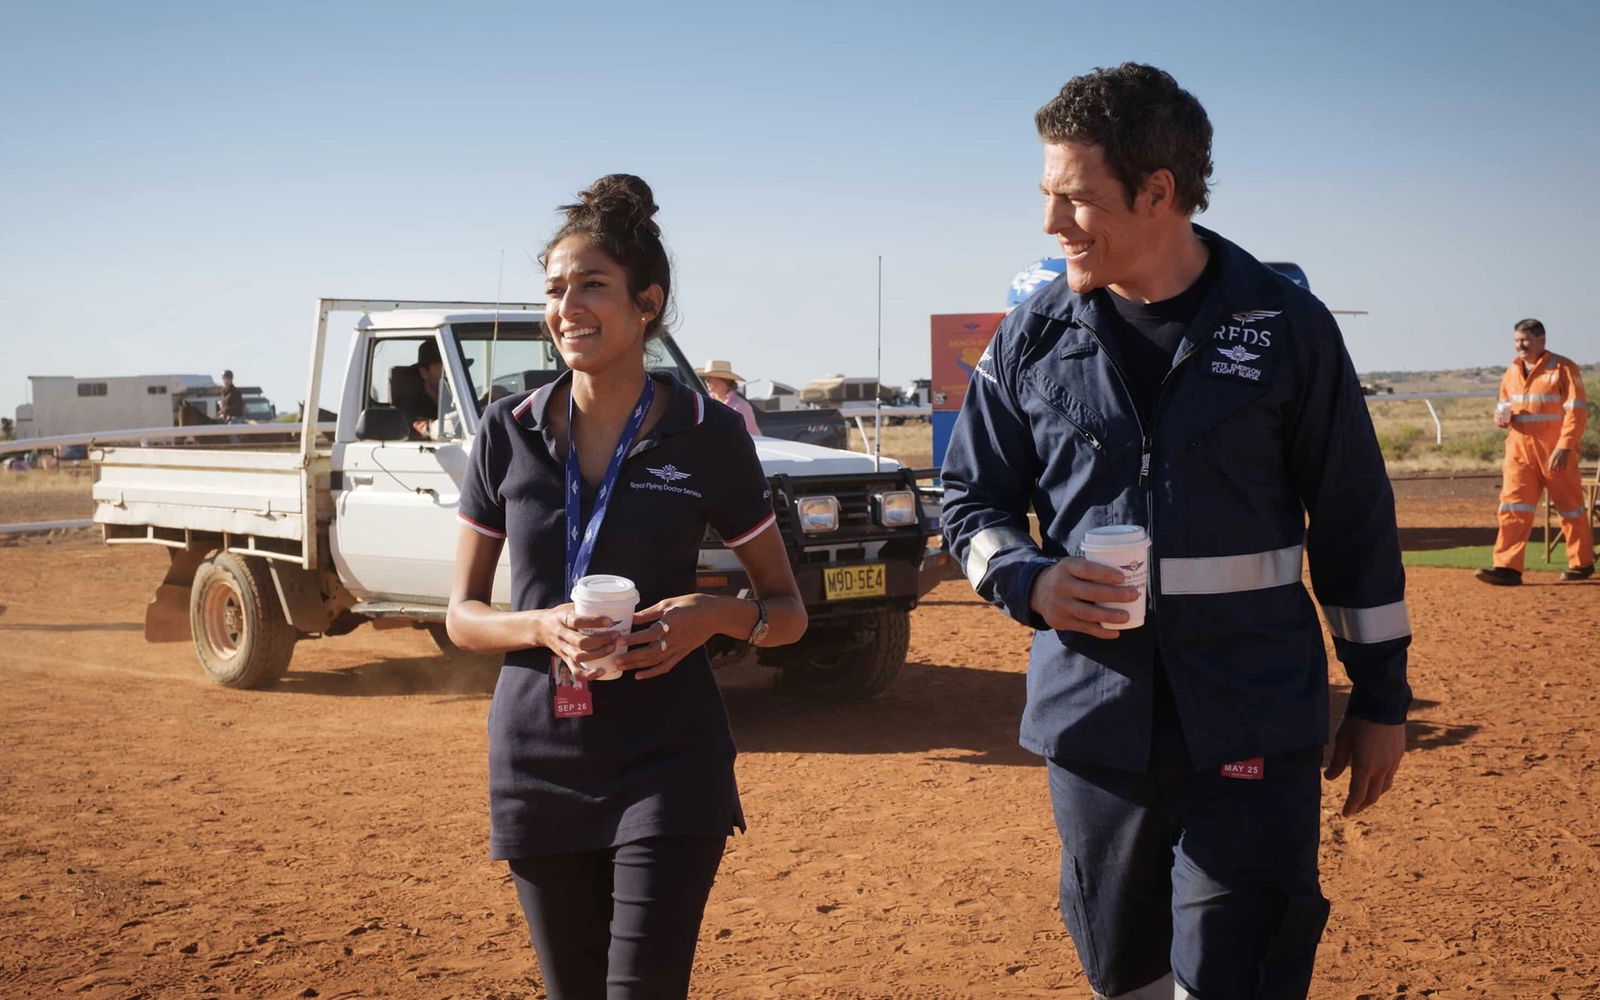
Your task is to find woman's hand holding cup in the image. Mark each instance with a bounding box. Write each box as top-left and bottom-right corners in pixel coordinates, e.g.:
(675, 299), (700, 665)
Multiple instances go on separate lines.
(533, 604), (626, 681)
(618, 594), (732, 680)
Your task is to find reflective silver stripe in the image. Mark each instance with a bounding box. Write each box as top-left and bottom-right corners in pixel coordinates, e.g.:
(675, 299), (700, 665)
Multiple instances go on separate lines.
(1323, 600), (1411, 643)
(1159, 544), (1302, 595)
(1509, 393), (1561, 403)
(1499, 502), (1537, 512)
(1564, 400), (1588, 410)
(1557, 506), (1587, 519)
(1511, 413), (1562, 423)
(962, 525), (1036, 587)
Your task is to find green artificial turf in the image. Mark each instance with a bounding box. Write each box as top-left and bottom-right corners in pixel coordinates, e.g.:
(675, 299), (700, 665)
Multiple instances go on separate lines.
(1401, 544), (1566, 570)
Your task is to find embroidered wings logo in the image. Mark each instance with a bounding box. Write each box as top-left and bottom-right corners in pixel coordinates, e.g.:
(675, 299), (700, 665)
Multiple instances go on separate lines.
(1217, 345), (1261, 363)
(647, 464), (692, 482)
(1232, 309), (1281, 324)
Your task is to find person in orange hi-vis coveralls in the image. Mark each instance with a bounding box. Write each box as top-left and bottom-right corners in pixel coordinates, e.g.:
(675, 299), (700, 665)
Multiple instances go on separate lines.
(1476, 318), (1593, 585)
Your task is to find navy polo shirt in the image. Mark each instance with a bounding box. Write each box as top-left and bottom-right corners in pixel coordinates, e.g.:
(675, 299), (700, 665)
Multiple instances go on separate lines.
(458, 370), (775, 859)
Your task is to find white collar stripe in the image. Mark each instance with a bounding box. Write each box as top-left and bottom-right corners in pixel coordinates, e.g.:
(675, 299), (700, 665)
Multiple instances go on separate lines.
(723, 513), (776, 548)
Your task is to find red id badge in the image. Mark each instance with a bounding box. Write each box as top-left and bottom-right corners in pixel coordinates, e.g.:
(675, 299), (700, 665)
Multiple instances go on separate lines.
(1220, 757), (1264, 780)
(552, 661), (594, 718)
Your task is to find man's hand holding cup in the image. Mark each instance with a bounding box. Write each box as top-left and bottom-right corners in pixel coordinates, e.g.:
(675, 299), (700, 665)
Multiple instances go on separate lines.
(1029, 557), (1142, 640)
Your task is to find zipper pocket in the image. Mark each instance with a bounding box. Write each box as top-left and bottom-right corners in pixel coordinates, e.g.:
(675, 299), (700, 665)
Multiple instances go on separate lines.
(1021, 369), (1108, 452)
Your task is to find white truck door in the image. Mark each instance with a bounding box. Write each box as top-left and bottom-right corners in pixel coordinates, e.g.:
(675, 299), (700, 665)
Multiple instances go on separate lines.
(333, 437), (471, 603)
(330, 335), (509, 605)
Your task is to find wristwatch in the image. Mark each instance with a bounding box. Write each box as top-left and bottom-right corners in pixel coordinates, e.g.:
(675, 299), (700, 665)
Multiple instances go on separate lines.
(746, 598), (769, 646)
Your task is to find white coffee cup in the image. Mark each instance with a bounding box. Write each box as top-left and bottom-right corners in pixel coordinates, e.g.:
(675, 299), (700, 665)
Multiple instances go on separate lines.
(1080, 525), (1150, 631)
(1495, 401), (1512, 428)
(570, 574), (639, 680)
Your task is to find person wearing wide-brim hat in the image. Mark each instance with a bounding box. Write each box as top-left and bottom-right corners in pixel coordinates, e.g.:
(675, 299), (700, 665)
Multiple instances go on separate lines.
(695, 359), (761, 436)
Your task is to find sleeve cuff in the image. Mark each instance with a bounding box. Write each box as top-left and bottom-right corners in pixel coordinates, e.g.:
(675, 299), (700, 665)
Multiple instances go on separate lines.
(994, 555), (1057, 631)
(457, 512), (506, 539)
(1344, 678), (1412, 725)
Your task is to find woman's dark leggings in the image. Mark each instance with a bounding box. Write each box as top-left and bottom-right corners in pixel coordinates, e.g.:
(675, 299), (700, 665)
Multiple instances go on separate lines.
(507, 835), (726, 1000)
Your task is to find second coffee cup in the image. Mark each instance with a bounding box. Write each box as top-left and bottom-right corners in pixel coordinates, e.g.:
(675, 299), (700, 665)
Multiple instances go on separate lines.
(1080, 525), (1150, 630)
(570, 574), (640, 680)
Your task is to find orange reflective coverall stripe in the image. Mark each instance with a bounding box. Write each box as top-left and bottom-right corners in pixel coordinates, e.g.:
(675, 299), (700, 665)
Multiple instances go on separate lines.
(1492, 351), (1593, 572)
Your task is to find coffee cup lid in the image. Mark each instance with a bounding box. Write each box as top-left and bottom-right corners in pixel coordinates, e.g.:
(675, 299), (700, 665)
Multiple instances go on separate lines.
(1083, 524), (1148, 544)
(572, 574), (639, 603)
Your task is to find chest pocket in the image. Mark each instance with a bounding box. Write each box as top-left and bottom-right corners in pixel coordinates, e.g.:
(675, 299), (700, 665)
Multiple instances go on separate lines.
(1021, 365), (1110, 453)
(1182, 331), (1290, 433)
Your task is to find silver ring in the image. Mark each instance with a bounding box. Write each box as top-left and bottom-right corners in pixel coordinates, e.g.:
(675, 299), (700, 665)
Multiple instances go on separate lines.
(658, 637), (668, 652)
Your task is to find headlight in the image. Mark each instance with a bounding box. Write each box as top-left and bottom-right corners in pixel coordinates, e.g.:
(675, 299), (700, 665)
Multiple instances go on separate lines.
(873, 490), (918, 527)
(797, 496), (840, 533)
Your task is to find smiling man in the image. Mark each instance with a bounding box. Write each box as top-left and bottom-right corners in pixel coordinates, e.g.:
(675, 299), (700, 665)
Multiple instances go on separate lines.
(941, 64), (1412, 999)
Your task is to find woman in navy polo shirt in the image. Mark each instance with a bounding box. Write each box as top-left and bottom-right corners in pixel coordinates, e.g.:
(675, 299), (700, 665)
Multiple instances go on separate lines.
(446, 175), (806, 1000)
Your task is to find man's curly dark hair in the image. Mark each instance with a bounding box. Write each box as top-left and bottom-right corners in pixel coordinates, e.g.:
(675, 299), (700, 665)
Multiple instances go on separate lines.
(1035, 63), (1214, 214)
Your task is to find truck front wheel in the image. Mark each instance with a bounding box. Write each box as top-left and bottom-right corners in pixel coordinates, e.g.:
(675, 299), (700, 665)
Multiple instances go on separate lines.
(770, 606), (909, 701)
(189, 552), (297, 688)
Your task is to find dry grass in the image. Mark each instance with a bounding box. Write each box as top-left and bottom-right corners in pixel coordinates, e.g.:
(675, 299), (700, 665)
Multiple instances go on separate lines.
(845, 421), (934, 471)
(0, 465), (94, 496)
(842, 401), (1515, 477)
(1367, 396), (1501, 474)
(854, 385), (1598, 477)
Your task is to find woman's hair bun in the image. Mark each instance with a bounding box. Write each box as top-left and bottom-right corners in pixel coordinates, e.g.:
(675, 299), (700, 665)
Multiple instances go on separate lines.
(574, 174), (659, 237)
(542, 172), (674, 340)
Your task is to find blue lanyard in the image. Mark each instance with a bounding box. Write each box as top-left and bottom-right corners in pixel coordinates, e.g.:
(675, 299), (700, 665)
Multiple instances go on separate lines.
(565, 375), (656, 598)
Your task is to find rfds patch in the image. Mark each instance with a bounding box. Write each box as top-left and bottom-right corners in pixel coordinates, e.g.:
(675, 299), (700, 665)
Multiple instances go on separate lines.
(1208, 309), (1280, 383)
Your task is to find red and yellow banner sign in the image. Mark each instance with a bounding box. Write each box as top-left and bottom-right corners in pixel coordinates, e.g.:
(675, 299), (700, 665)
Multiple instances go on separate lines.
(929, 313), (1004, 412)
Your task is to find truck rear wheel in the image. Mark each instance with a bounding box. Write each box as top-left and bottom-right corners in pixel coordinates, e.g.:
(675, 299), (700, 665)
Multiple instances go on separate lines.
(772, 606), (909, 701)
(189, 552), (296, 688)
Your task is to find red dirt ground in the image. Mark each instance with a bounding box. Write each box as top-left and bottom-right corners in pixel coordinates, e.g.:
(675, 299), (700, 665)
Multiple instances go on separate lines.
(3, 475), (1598, 999)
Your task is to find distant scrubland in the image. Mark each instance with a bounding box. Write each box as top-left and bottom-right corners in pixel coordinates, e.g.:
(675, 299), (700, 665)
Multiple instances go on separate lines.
(854, 364), (1600, 476)
(1363, 364), (1598, 474)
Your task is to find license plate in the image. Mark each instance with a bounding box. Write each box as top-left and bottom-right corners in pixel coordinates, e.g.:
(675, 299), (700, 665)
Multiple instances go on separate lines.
(822, 563), (886, 600)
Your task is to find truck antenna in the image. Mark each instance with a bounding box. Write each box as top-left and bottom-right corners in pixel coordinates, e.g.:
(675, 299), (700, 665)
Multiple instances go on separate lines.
(525, 249), (550, 374)
(873, 254), (883, 471)
(487, 250), (505, 393)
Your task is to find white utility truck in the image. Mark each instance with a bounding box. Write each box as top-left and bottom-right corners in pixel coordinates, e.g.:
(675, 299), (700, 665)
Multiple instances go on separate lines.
(93, 299), (949, 700)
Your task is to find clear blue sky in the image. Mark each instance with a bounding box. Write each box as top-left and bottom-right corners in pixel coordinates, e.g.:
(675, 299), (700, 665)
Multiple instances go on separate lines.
(4, 0), (1598, 422)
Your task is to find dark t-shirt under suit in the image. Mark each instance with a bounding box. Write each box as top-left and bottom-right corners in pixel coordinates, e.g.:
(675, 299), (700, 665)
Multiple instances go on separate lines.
(1100, 251), (1219, 722)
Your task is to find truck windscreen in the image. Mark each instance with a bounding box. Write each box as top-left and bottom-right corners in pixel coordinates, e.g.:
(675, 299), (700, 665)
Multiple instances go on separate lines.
(450, 322), (703, 416)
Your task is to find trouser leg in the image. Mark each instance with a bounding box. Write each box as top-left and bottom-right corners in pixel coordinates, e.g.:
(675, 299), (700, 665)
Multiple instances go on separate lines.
(1049, 729), (1328, 1000)
(1094, 971), (1188, 999)
(605, 835), (726, 1000)
(509, 850), (614, 1000)
(509, 836), (726, 1000)
(1047, 739), (1183, 997)
(1169, 746), (1328, 1000)
(1493, 448), (1542, 572)
(1546, 465), (1595, 568)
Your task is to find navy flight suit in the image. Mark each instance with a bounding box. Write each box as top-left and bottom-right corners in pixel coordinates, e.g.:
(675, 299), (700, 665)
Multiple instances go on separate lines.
(941, 227), (1411, 999)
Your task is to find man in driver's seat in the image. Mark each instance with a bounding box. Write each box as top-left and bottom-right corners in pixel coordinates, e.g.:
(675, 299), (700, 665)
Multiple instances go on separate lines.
(392, 340), (445, 439)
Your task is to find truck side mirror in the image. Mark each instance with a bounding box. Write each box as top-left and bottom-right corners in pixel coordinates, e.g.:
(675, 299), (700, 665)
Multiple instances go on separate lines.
(355, 406), (411, 442)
